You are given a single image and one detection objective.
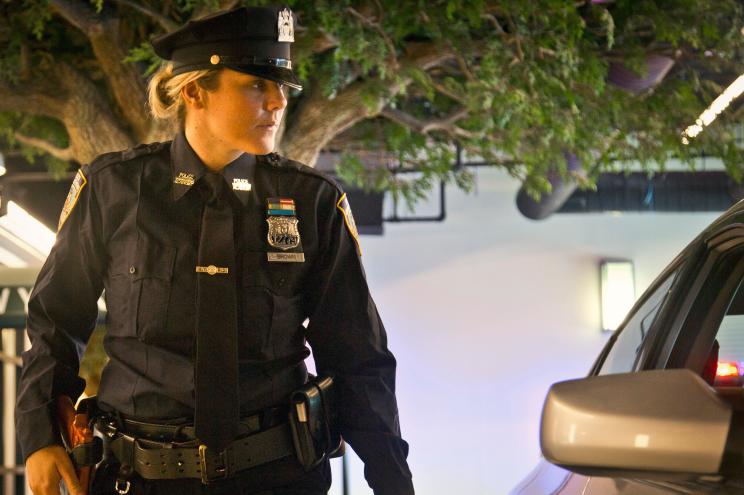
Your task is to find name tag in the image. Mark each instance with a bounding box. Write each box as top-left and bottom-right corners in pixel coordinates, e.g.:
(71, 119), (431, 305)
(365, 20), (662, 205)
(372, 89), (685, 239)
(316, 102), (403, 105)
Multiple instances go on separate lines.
(267, 252), (305, 263)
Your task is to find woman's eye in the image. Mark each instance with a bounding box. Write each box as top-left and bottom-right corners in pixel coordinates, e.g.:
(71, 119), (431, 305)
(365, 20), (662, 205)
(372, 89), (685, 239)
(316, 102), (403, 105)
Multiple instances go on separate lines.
(250, 80), (287, 96)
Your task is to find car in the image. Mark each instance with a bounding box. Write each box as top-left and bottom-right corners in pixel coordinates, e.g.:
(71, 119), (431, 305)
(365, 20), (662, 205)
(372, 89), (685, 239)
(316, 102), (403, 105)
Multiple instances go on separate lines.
(512, 199), (744, 494)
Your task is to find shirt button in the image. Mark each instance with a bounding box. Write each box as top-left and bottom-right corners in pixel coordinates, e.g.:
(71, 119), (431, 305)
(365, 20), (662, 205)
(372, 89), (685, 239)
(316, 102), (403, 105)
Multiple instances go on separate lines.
(129, 266), (136, 274)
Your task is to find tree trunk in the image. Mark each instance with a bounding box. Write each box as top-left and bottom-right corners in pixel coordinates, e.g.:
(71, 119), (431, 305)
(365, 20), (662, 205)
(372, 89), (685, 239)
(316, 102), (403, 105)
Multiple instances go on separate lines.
(60, 64), (134, 164)
(89, 18), (151, 141)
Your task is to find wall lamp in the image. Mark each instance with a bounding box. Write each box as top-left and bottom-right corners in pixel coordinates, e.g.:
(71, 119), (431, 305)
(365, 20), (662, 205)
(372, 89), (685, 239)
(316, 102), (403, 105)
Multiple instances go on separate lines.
(600, 260), (636, 332)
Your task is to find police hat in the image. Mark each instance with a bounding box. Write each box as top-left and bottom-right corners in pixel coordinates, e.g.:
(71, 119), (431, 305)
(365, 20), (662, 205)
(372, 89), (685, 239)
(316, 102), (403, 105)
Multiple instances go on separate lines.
(151, 5), (302, 90)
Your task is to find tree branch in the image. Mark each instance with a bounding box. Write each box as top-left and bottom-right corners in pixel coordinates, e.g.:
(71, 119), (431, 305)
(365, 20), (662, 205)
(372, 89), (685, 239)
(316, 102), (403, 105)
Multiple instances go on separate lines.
(431, 80), (467, 104)
(0, 63), (130, 164)
(191, 0), (240, 19)
(13, 132), (74, 161)
(481, 13), (507, 36)
(221, 0), (240, 8)
(452, 51), (476, 82)
(114, 0), (178, 32)
(0, 79), (66, 119)
(380, 107), (478, 139)
(505, 11), (525, 63)
(309, 29), (340, 54)
(402, 40), (454, 71)
(293, 28), (340, 61)
(282, 40), (456, 165)
(48, 0), (98, 34)
(346, 6), (399, 69)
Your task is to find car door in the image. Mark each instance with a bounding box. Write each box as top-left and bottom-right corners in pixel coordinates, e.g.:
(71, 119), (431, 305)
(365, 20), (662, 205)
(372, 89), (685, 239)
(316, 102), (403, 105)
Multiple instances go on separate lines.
(584, 222), (744, 494)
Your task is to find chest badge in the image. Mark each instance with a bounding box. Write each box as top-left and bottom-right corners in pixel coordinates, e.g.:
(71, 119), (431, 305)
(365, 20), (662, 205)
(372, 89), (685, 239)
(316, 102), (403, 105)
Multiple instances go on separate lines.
(266, 198), (304, 262)
(267, 215), (300, 250)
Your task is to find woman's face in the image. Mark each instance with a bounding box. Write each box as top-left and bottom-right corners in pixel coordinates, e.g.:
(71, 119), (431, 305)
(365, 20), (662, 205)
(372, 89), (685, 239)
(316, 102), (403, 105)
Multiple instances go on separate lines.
(200, 68), (289, 155)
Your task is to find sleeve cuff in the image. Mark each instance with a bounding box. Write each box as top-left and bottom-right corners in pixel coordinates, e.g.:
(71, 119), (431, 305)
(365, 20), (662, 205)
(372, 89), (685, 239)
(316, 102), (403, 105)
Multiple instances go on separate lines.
(342, 428), (415, 495)
(15, 399), (61, 462)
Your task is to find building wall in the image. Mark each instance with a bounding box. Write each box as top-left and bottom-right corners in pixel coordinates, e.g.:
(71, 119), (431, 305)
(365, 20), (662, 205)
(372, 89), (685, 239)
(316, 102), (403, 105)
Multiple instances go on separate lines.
(333, 167), (720, 494)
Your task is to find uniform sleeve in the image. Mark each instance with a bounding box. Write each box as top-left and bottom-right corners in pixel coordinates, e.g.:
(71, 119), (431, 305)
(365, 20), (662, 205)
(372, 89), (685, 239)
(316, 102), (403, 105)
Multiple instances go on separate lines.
(15, 167), (106, 461)
(304, 187), (414, 495)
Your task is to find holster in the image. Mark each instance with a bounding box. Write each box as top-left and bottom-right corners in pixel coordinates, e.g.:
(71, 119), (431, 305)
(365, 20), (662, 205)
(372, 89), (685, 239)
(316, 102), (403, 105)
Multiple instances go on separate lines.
(56, 395), (104, 493)
(288, 375), (343, 471)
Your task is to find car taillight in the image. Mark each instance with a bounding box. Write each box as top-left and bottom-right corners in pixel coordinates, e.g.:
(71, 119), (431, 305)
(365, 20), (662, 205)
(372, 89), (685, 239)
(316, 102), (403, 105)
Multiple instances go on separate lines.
(717, 361), (740, 377)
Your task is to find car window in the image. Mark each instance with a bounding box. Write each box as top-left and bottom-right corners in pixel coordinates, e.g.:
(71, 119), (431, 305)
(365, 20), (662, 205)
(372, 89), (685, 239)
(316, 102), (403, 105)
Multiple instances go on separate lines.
(707, 280), (744, 386)
(598, 270), (678, 375)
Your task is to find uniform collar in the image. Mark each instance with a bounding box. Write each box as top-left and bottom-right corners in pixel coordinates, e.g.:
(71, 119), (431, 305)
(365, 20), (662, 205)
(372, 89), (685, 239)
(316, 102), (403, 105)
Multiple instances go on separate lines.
(171, 131), (256, 206)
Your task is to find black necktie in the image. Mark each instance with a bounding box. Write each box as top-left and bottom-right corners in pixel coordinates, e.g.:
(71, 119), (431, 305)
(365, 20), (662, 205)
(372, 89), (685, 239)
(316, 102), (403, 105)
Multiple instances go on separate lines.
(194, 172), (240, 452)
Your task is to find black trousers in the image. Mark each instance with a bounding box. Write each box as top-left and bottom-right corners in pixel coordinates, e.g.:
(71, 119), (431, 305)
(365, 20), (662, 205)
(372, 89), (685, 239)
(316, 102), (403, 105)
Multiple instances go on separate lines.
(88, 457), (331, 495)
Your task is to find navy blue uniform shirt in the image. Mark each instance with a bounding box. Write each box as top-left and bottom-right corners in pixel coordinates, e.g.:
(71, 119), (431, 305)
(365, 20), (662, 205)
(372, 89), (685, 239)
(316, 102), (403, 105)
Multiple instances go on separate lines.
(15, 132), (414, 494)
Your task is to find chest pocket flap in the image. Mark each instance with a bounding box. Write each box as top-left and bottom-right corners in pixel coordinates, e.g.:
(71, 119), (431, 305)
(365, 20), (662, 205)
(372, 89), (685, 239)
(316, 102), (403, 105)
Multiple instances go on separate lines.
(133, 237), (176, 342)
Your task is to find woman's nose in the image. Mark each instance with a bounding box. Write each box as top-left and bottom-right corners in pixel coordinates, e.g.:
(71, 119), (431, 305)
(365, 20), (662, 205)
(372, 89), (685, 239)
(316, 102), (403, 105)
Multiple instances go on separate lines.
(266, 84), (288, 112)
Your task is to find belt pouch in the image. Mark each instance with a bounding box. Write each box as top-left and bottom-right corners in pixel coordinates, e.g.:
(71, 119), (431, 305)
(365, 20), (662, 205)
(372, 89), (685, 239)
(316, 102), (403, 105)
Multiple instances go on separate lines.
(288, 375), (340, 471)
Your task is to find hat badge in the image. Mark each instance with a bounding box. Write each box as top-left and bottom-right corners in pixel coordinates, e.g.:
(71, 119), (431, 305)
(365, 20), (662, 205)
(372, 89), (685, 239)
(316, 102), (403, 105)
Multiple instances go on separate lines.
(277, 8), (294, 42)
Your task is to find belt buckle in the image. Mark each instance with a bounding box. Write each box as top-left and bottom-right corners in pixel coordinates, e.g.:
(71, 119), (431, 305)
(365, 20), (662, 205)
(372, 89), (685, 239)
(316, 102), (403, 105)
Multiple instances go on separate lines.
(198, 444), (229, 484)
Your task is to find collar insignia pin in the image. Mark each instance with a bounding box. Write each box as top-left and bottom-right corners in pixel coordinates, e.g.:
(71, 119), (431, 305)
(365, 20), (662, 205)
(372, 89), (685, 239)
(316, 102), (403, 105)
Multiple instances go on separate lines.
(174, 172), (195, 186)
(232, 178), (252, 192)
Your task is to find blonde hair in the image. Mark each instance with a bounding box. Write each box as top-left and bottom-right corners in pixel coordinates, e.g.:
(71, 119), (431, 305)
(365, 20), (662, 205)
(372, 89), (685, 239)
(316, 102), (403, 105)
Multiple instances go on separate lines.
(147, 63), (222, 122)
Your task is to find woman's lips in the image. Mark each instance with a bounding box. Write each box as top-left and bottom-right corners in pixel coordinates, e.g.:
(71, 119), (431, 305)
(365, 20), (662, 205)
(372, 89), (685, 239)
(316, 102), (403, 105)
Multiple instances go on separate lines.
(257, 124), (277, 130)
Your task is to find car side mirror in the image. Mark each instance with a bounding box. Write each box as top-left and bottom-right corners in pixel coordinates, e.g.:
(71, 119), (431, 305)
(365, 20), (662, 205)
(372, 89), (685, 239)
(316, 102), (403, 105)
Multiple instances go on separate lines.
(541, 369), (732, 477)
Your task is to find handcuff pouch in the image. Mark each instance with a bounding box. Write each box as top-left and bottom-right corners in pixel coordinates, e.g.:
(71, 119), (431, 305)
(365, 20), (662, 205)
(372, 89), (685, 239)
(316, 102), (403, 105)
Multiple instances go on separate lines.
(288, 375), (343, 471)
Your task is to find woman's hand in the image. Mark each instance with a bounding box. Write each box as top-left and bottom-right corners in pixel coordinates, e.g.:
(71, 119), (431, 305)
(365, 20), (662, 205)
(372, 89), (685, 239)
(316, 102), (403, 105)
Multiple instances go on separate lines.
(25, 445), (85, 495)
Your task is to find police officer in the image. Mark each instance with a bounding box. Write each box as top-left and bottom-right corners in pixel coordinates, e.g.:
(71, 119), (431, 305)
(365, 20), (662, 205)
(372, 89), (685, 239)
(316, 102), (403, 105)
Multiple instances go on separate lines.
(16, 5), (414, 495)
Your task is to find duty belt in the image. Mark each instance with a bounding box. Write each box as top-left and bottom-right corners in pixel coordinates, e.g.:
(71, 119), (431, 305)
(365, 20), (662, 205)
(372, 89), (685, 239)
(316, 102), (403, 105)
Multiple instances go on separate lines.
(99, 412), (295, 484)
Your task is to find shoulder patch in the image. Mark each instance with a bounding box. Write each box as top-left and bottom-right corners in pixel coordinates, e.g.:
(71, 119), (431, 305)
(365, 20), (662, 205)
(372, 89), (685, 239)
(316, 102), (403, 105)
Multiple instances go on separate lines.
(336, 193), (362, 256)
(58, 169), (87, 231)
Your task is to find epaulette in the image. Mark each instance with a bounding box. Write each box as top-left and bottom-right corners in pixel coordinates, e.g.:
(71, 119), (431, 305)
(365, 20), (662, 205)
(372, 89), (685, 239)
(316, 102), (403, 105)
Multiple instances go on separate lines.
(260, 152), (343, 193)
(83, 141), (170, 176)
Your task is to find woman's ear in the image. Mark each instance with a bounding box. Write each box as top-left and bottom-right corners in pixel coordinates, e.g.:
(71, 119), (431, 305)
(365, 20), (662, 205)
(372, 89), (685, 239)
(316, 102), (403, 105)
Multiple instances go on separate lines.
(182, 81), (205, 110)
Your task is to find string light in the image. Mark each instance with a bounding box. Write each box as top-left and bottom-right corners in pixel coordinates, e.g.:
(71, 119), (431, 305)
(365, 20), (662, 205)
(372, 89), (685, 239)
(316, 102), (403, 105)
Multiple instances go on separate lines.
(682, 74), (744, 144)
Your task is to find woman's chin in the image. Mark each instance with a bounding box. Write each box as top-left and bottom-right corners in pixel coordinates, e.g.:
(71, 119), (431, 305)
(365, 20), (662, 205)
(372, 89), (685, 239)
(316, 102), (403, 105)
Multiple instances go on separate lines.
(240, 144), (271, 156)
(248, 138), (275, 155)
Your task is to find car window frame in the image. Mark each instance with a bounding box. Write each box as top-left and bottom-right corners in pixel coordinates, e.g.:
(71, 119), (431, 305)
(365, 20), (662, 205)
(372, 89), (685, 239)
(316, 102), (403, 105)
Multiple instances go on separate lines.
(636, 241), (712, 371)
(662, 225), (744, 372)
